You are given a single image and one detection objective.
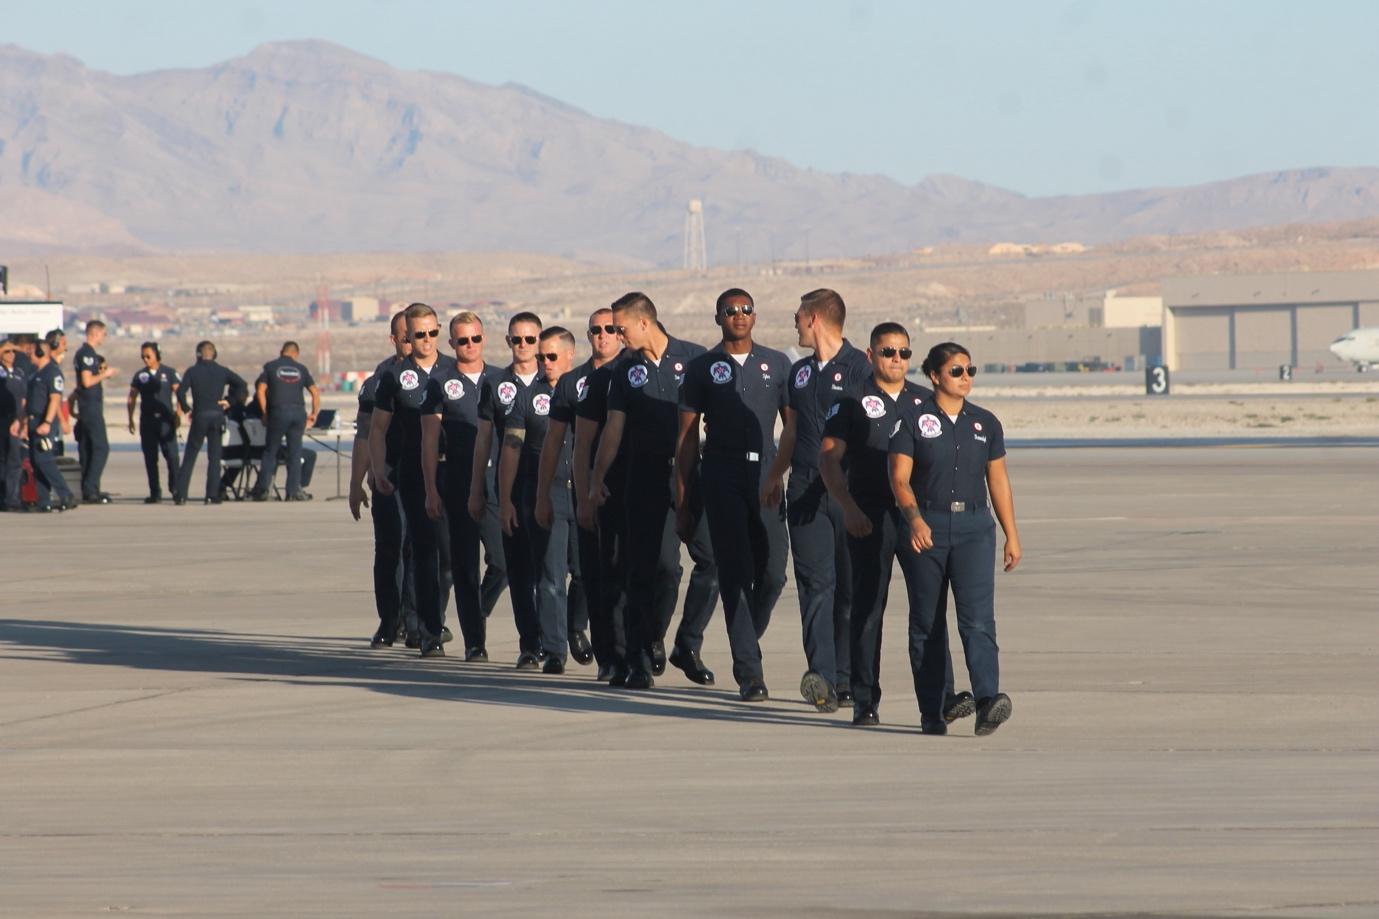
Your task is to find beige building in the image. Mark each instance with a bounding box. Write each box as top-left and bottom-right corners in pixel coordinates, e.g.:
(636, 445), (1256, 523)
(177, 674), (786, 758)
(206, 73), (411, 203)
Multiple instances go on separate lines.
(1162, 271), (1379, 371)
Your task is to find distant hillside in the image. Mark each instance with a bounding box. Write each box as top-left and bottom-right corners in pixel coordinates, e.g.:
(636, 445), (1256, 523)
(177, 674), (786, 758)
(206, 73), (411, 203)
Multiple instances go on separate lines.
(3, 41), (1379, 262)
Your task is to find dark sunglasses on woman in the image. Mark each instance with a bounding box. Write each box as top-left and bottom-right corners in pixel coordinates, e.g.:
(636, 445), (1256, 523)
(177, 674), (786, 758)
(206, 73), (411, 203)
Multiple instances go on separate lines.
(948, 365), (978, 378)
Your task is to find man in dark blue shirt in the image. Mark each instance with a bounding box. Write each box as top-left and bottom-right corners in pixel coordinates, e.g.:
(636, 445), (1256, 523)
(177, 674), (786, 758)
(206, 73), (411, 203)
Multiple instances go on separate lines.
(252, 341), (320, 501)
(779, 288), (872, 712)
(505, 326), (585, 673)
(677, 288), (791, 700)
(174, 340), (246, 504)
(71, 319), (118, 504)
(26, 330), (77, 512)
(421, 310), (506, 660)
(0, 339), (28, 511)
(589, 293), (718, 690)
(469, 312), (545, 668)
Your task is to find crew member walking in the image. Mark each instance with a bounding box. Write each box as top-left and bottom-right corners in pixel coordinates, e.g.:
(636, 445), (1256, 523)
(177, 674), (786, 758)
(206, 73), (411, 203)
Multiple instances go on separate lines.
(589, 292), (718, 690)
(253, 341), (320, 501)
(175, 340), (246, 504)
(781, 288), (871, 711)
(676, 288), (790, 701)
(72, 319), (117, 504)
(889, 342), (1020, 736)
(26, 331), (77, 512)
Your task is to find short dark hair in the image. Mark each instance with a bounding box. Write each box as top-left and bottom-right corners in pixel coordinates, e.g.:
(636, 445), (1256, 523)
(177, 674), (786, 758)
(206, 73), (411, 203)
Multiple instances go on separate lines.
(799, 289), (846, 329)
(508, 311), (542, 331)
(920, 342), (972, 378)
(196, 340), (216, 359)
(715, 288), (753, 315)
(281, 341), (300, 356)
(611, 292), (656, 321)
(44, 329), (65, 351)
(390, 309), (409, 337)
(539, 326), (577, 349)
(85, 319), (106, 334)
(140, 340), (161, 360)
(869, 322), (909, 348)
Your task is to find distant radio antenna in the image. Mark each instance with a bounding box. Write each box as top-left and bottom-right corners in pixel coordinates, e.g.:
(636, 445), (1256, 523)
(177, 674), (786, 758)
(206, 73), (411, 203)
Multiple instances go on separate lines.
(684, 199), (707, 274)
(315, 282), (332, 381)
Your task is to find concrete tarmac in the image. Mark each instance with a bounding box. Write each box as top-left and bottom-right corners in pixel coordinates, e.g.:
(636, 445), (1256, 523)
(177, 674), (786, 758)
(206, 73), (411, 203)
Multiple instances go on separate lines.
(1, 447), (1376, 917)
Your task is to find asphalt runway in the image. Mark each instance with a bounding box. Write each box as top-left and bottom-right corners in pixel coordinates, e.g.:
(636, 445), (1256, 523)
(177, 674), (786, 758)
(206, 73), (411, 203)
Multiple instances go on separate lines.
(2, 446), (1376, 917)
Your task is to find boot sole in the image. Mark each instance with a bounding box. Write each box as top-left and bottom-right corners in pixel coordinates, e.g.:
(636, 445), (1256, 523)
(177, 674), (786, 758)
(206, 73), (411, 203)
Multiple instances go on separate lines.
(800, 672), (840, 713)
(974, 696), (1012, 736)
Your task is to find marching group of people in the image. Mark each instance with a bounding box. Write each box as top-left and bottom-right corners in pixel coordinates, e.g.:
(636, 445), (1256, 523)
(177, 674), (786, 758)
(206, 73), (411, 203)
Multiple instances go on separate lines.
(347, 288), (1022, 734)
(0, 321), (327, 511)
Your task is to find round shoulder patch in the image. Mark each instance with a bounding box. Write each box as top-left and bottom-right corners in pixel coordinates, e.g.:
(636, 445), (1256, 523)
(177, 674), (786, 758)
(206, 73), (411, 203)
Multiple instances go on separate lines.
(533, 393), (552, 415)
(443, 378), (464, 400)
(917, 413), (943, 439)
(709, 360), (733, 384)
(861, 395), (886, 419)
(627, 364), (650, 388)
(793, 365), (812, 389)
(138, 370), (151, 383)
(54, 375), (64, 392)
(497, 381), (518, 405)
(399, 369), (420, 391)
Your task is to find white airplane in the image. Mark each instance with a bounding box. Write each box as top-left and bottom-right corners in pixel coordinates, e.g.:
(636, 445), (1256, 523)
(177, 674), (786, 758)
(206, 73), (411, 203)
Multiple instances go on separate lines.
(1329, 327), (1379, 371)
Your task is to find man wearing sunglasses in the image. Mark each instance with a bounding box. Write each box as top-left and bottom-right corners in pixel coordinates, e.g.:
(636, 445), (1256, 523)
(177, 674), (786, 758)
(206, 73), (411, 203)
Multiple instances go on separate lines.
(370, 303), (450, 657)
(504, 327), (586, 674)
(421, 311), (507, 662)
(676, 288), (792, 700)
(350, 310), (420, 649)
(470, 312), (545, 669)
(542, 307), (624, 677)
(0, 339), (27, 511)
(780, 288), (871, 713)
(589, 293), (718, 690)
(819, 323), (968, 729)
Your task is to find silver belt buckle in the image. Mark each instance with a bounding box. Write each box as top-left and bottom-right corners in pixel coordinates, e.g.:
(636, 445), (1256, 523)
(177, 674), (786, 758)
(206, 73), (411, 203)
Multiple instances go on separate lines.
(950, 501), (966, 512)
(746, 451), (760, 462)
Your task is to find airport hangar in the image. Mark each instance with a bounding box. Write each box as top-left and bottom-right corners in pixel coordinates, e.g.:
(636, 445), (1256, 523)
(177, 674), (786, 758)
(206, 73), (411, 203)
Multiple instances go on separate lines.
(1162, 269), (1379, 371)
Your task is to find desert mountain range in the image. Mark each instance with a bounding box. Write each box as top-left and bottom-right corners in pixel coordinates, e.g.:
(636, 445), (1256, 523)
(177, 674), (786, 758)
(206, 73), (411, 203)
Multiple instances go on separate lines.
(3, 40), (1378, 264)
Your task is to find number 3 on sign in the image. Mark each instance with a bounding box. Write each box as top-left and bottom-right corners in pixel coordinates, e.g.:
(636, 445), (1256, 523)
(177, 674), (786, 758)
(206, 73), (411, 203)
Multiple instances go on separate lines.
(1145, 366), (1170, 396)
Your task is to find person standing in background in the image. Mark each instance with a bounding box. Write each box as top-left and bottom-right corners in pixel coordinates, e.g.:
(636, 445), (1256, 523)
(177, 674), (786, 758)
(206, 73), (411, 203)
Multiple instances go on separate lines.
(71, 319), (117, 504)
(127, 342), (181, 505)
(175, 340), (246, 505)
(26, 331), (77, 512)
(253, 341), (320, 502)
(0, 339), (28, 511)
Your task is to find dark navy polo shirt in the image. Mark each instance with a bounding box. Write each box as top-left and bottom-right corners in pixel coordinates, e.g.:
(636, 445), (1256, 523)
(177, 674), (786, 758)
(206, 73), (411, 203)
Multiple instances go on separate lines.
(374, 355), (439, 465)
(574, 352), (629, 476)
(822, 376), (931, 509)
(73, 342), (106, 407)
(357, 356), (404, 469)
(508, 374), (571, 482)
(27, 361), (64, 420)
(679, 343), (790, 462)
(421, 359), (488, 475)
(179, 359), (246, 416)
(607, 336), (705, 457)
(129, 364), (181, 420)
(786, 339), (871, 475)
(889, 396), (1006, 510)
(260, 356), (315, 416)
(0, 363), (27, 421)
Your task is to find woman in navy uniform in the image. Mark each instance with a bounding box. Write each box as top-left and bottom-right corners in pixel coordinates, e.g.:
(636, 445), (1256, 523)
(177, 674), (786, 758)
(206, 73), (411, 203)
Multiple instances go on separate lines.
(888, 342), (1021, 736)
(127, 342), (182, 504)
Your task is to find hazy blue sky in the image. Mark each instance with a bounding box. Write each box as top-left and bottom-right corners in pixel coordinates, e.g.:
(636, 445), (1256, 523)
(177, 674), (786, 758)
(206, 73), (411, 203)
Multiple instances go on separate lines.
(6, 0), (1377, 196)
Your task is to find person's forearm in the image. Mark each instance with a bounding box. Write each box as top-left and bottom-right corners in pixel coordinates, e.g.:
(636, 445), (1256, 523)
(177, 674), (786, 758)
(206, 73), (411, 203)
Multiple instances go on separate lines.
(126, 397), (136, 427)
(890, 455), (919, 516)
(367, 412), (391, 481)
(767, 416), (795, 483)
(498, 438), (521, 509)
(590, 413), (624, 491)
(421, 420), (441, 495)
(45, 394), (60, 424)
(819, 446), (855, 512)
(989, 468), (1018, 541)
(470, 422), (492, 500)
(674, 415), (699, 507)
(311, 389), (321, 415)
(349, 436), (371, 490)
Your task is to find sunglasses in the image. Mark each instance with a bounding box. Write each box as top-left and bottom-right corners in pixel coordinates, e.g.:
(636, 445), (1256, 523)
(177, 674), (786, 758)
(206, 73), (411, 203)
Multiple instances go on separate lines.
(947, 365), (978, 378)
(721, 304), (754, 317)
(452, 334), (483, 346)
(410, 329), (441, 341)
(615, 326), (630, 336)
(537, 353), (561, 363)
(508, 335), (538, 346)
(877, 347), (912, 359)
(589, 325), (618, 336)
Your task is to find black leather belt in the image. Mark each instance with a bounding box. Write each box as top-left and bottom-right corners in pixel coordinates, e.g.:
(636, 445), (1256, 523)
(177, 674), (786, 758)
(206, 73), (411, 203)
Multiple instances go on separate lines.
(923, 500), (989, 514)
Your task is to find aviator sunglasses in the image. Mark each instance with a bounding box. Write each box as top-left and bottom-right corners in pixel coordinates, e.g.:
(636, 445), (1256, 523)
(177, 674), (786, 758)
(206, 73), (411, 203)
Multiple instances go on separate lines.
(877, 347), (912, 359)
(508, 335), (538, 345)
(589, 324), (618, 335)
(947, 365), (978, 378)
(721, 304), (754, 317)
(410, 329), (441, 341)
(451, 334), (483, 346)
(537, 352), (562, 363)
